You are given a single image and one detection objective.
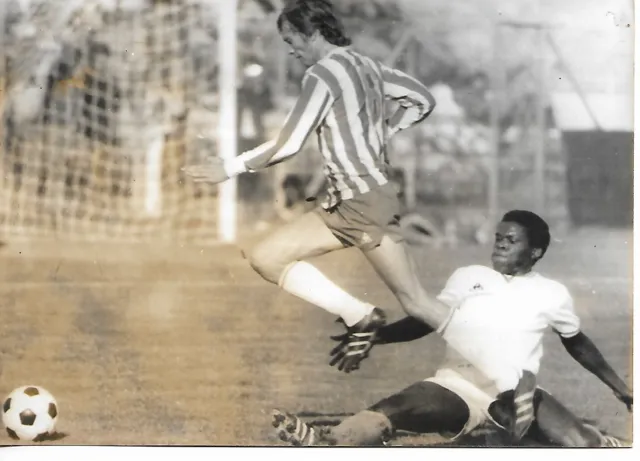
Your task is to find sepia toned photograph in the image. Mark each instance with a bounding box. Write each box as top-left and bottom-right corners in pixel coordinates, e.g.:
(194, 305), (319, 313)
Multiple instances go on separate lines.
(0, 0), (634, 449)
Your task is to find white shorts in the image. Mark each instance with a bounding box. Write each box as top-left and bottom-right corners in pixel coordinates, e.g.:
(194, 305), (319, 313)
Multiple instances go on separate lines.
(424, 368), (502, 439)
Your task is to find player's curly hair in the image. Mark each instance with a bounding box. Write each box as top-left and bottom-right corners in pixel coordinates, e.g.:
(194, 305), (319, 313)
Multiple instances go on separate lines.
(277, 0), (352, 47)
(502, 210), (551, 257)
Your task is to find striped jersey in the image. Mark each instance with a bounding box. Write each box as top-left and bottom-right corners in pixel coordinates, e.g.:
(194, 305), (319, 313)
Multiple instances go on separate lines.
(242, 46), (436, 209)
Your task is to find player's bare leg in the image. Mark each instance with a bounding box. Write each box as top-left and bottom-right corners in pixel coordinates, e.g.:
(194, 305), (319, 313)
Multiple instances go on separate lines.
(245, 210), (385, 330)
(490, 388), (624, 447)
(362, 236), (452, 328)
(327, 234), (453, 372)
(271, 381), (470, 446)
(333, 381), (470, 446)
(533, 389), (624, 447)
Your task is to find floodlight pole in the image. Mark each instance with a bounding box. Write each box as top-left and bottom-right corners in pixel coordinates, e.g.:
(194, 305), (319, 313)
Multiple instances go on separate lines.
(492, 17), (548, 217)
(534, 23), (546, 214)
(488, 21), (502, 224)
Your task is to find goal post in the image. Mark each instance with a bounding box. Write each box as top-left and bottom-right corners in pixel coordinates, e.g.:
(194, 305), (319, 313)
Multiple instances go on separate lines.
(0, 0), (243, 246)
(217, 0), (238, 243)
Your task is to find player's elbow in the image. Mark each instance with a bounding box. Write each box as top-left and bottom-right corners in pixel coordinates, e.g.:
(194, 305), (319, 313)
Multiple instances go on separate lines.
(560, 331), (591, 356)
(426, 93), (436, 110)
(561, 332), (607, 368)
(422, 95), (436, 118)
(282, 137), (306, 158)
(269, 138), (303, 166)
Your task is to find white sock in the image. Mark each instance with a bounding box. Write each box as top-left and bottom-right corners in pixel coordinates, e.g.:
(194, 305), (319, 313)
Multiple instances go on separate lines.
(279, 261), (375, 327)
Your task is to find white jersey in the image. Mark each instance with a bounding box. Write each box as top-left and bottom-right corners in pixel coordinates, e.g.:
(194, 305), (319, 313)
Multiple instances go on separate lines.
(436, 265), (581, 396)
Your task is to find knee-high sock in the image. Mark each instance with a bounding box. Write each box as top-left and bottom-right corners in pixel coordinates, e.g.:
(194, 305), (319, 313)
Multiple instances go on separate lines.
(324, 411), (393, 446)
(279, 261), (374, 327)
(512, 370), (536, 441)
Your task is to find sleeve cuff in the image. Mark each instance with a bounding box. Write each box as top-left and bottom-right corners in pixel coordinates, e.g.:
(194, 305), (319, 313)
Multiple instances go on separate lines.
(435, 304), (457, 335)
(223, 156), (248, 177)
(559, 329), (581, 339)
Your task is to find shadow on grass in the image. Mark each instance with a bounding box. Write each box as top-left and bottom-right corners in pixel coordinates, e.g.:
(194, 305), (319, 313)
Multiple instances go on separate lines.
(4, 429), (69, 443)
(296, 411), (629, 448)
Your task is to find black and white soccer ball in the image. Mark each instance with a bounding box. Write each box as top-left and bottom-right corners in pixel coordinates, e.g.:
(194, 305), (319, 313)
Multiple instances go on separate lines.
(2, 386), (59, 441)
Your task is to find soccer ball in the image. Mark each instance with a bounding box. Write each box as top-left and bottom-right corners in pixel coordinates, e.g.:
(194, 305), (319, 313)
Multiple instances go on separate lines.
(2, 386), (59, 441)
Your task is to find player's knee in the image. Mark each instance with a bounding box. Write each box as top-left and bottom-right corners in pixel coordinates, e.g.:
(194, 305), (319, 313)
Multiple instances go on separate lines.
(326, 410), (393, 446)
(398, 295), (431, 322)
(399, 299), (423, 319)
(391, 279), (427, 309)
(245, 242), (288, 284)
(399, 288), (452, 329)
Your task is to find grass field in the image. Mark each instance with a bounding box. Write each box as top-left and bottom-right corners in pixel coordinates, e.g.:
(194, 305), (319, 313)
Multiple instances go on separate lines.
(0, 227), (633, 446)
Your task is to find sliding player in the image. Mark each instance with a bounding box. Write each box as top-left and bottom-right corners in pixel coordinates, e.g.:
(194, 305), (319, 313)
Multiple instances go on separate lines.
(272, 210), (632, 447)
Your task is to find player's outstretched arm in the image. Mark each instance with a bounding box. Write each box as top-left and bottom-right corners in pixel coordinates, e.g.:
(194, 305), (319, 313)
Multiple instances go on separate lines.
(380, 64), (436, 138)
(329, 316), (433, 371)
(183, 74), (333, 184)
(329, 315), (433, 356)
(242, 74), (332, 170)
(375, 316), (434, 344)
(560, 332), (633, 411)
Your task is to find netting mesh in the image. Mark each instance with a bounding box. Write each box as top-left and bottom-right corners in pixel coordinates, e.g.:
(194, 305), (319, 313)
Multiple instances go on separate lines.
(1, 0), (227, 244)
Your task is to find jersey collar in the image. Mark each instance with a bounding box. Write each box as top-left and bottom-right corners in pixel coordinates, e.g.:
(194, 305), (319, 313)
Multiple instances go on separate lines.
(501, 270), (538, 282)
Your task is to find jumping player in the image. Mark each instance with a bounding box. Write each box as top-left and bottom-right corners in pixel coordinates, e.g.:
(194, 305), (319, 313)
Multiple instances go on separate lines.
(271, 210), (633, 447)
(184, 0), (453, 371)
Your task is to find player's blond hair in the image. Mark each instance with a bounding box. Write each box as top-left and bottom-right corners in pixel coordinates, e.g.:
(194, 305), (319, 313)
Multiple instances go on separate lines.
(276, 0), (352, 47)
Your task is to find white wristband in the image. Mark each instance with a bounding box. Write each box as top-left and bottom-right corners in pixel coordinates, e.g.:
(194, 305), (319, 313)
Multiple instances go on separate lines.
(223, 156), (248, 178)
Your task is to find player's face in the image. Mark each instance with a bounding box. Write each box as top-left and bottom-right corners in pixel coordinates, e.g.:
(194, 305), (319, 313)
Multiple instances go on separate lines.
(280, 21), (316, 67)
(491, 222), (537, 275)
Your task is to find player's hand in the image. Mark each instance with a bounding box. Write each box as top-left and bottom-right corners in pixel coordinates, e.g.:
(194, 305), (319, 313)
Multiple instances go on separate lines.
(328, 324), (377, 373)
(329, 332), (382, 348)
(614, 390), (633, 412)
(329, 332), (349, 369)
(329, 334), (369, 373)
(182, 157), (229, 184)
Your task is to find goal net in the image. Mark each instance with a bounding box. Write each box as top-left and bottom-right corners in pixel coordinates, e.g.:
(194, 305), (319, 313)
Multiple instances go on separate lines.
(0, 0), (235, 245)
